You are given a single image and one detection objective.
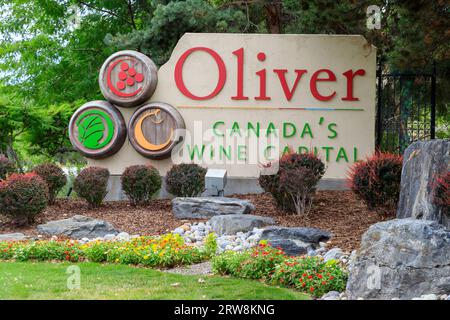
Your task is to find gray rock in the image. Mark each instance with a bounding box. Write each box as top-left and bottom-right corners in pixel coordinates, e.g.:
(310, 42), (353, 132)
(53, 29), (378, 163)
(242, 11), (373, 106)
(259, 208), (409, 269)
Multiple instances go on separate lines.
(37, 215), (118, 239)
(172, 197), (255, 219)
(173, 227), (184, 235)
(267, 239), (309, 256)
(346, 219), (450, 300)
(397, 139), (450, 228)
(261, 226), (332, 245)
(209, 214), (275, 235)
(321, 291), (340, 300)
(324, 248), (344, 262)
(0, 233), (27, 241)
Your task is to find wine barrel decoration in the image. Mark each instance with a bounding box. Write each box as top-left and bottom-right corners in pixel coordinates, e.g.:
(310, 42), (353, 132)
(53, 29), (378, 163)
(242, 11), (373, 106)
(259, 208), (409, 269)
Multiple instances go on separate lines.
(69, 101), (127, 159)
(128, 102), (185, 159)
(99, 50), (158, 108)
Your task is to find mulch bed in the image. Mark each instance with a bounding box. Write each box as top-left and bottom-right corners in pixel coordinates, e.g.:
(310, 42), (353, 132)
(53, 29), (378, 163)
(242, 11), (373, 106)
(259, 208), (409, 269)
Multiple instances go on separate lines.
(0, 191), (391, 252)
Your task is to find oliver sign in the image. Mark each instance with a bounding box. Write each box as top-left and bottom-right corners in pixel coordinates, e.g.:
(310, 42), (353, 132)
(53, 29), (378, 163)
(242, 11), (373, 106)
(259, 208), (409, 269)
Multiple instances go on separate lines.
(69, 33), (376, 192)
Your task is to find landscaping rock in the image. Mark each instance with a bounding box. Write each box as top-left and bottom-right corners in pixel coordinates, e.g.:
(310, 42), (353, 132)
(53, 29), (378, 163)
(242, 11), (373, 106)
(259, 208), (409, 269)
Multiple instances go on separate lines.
(397, 139), (450, 228)
(261, 226), (331, 244)
(172, 197), (255, 219)
(37, 215), (119, 239)
(209, 214), (275, 235)
(346, 219), (450, 300)
(321, 291), (340, 300)
(323, 248), (344, 262)
(0, 233), (27, 241)
(269, 239), (309, 256)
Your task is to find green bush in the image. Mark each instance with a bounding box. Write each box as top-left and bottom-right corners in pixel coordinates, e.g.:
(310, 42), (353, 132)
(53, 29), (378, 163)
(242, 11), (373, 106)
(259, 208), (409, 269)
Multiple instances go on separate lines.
(348, 152), (403, 215)
(0, 154), (16, 180)
(212, 242), (348, 298)
(0, 234), (209, 268)
(32, 163), (67, 205)
(0, 173), (48, 225)
(259, 151), (325, 213)
(165, 163), (206, 197)
(212, 241), (285, 280)
(271, 257), (347, 297)
(121, 165), (161, 206)
(73, 167), (109, 208)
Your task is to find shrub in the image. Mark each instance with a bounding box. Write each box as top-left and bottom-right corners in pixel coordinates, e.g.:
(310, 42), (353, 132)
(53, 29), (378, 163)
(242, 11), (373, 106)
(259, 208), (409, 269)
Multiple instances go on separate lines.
(432, 171), (449, 216)
(348, 152), (403, 215)
(259, 151), (325, 213)
(32, 163), (67, 205)
(73, 167), (109, 208)
(0, 234), (209, 268)
(0, 154), (15, 180)
(212, 242), (348, 298)
(166, 163), (206, 197)
(271, 257), (348, 298)
(0, 173), (48, 225)
(212, 241), (285, 280)
(121, 165), (161, 205)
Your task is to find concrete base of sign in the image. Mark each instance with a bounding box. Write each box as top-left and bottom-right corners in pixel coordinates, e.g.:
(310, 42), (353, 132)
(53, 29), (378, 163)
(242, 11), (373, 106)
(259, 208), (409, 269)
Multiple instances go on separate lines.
(104, 175), (348, 201)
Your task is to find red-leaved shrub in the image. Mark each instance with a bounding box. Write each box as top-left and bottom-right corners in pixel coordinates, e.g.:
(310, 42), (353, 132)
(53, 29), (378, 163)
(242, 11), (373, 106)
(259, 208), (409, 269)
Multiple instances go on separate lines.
(32, 163), (67, 205)
(121, 165), (161, 206)
(165, 163), (206, 197)
(432, 171), (449, 216)
(0, 154), (16, 180)
(259, 151), (325, 214)
(0, 173), (48, 225)
(347, 152), (403, 215)
(73, 167), (109, 208)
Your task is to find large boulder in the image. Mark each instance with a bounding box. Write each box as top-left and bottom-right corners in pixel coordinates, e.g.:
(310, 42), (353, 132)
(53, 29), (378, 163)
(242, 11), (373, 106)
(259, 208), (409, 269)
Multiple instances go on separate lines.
(172, 197), (255, 219)
(37, 215), (118, 239)
(397, 139), (449, 228)
(260, 226), (332, 256)
(209, 214), (275, 235)
(0, 233), (27, 241)
(346, 219), (450, 300)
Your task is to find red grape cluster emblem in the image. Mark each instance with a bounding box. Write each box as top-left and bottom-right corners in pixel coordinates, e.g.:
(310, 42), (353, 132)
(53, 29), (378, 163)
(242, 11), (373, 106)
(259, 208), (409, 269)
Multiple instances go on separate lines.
(116, 61), (144, 90)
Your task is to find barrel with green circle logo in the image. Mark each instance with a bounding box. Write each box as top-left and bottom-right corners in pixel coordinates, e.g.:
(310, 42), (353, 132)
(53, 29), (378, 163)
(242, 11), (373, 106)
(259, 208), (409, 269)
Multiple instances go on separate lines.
(68, 101), (127, 159)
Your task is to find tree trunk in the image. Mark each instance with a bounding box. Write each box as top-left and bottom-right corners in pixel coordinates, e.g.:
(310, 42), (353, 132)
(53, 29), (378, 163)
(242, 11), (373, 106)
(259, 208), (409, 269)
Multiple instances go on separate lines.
(264, 2), (282, 34)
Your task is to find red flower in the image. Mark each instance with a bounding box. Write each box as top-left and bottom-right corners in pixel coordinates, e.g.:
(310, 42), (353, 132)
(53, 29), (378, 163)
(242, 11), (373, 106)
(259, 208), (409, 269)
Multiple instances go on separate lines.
(329, 276), (335, 280)
(310, 287), (315, 292)
(317, 274), (323, 279)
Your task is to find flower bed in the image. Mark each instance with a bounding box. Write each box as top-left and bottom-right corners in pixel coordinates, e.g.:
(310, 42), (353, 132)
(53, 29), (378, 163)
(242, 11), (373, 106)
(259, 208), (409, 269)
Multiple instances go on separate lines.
(0, 233), (215, 268)
(212, 241), (348, 298)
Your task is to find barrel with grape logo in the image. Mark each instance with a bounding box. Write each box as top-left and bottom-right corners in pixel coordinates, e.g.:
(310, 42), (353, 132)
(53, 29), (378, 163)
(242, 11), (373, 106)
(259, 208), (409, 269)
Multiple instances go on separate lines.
(99, 50), (158, 108)
(69, 101), (126, 159)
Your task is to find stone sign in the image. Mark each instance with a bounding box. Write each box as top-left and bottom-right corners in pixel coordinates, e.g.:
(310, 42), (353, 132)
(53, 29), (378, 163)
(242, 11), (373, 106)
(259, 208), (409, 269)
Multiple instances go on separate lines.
(69, 33), (376, 195)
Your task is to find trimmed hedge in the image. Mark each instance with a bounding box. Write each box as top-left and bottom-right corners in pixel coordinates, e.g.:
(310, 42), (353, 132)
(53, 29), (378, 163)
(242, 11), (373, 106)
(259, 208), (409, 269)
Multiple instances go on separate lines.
(32, 163), (67, 205)
(121, 165), (161, 205)
(73, 167), (109, 208)
(166, 163), (206, 197)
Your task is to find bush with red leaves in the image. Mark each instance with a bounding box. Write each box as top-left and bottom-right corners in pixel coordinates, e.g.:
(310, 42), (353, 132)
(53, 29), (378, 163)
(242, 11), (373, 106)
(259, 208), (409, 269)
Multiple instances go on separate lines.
(165, 163), (206, 197)
(73, 167), (109, 208)
(0, 173), (48, 225)
(0, 154), (16, 180)
(259, 151), (325, 214)
(347, 152), (403, 215)
(121, 165), (161, 206)
(32, 163), (67, 205)
(432, 171), (449, 216)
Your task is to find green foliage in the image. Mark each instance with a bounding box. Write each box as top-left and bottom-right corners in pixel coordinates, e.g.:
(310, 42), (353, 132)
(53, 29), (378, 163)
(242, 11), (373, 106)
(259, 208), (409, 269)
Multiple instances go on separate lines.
(0, 173), (48, 225)
(121, 165), (162, 206)
(203, 232), (218, 257)
(271, 257), (348, 297)
(212, 242), (348, 298)
(31, 163), (67, 205)
(212, 241), (285, 280)
(165, 163), (206, 197)
(259, 151), (325, 213)
(348, 152), (403, 215)
(0, 234), (208, 268)
(73, 166), (109, 208)
(0, 154), (16, 180)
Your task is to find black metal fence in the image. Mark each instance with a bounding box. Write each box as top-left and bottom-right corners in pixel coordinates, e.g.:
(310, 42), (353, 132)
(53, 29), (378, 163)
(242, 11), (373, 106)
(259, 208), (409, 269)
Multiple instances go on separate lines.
(376, 63), (436, 153)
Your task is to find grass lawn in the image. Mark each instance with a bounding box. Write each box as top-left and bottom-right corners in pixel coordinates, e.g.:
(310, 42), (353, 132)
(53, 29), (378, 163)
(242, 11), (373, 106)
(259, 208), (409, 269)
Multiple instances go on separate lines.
(0, 262), (310, 300)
